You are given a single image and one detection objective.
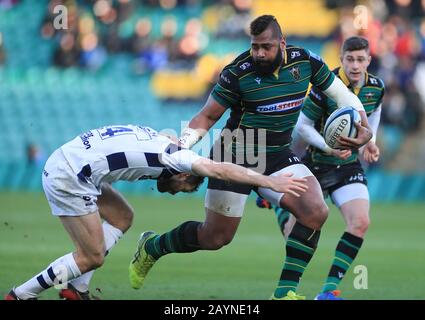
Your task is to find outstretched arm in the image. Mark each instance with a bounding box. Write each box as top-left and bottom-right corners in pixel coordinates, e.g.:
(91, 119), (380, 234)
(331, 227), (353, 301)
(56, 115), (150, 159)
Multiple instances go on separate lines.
(179, 95), (227, 149)
(191, 158), (308, 197)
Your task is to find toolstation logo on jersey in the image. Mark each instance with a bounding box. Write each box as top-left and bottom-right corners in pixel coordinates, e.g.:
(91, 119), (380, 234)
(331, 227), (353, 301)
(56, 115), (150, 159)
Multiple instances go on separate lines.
(256, 98), (304, 113)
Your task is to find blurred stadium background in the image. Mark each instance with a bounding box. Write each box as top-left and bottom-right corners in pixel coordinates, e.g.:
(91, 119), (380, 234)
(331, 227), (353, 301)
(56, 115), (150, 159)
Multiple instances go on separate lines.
(0, 0), (424, 300)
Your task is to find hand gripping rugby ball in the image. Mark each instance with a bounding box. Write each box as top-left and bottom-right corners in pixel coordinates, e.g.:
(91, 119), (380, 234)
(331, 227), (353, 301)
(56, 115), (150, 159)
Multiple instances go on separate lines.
(323, 106), (361, 149)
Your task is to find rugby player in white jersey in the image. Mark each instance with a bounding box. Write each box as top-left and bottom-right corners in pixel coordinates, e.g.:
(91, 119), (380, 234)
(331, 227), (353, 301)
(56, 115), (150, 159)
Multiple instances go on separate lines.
(5, 124), (308, 300)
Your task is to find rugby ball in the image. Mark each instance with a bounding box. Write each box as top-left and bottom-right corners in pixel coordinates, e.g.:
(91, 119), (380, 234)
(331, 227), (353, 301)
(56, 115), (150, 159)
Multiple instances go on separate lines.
(323, 106), (361, 149)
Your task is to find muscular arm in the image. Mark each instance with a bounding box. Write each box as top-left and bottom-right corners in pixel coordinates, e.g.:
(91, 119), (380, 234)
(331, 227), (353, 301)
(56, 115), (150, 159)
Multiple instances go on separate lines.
(179, 95), (227, 148)
(191, 158), (308, 196)
(189, 95), (227, 131)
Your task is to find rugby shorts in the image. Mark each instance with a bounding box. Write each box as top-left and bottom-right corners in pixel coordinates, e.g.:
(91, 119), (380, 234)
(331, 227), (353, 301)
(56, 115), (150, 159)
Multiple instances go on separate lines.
(205, 141), (313, 217)
(42, 149), (101, 216)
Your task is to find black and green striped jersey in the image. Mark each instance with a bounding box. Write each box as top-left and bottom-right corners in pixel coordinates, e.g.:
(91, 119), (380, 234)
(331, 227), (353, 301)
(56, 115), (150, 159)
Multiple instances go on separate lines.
(211, 46), (335, 154)
(302, 67), (385, 165)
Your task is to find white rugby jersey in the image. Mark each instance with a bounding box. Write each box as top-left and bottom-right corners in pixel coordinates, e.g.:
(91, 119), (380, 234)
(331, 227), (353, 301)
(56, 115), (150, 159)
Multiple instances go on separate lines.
(60, 125), (202, 186)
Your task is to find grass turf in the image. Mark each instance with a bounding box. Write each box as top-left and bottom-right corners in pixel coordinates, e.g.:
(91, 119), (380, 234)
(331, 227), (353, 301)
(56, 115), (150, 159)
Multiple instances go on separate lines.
(0, 192), (424, 300)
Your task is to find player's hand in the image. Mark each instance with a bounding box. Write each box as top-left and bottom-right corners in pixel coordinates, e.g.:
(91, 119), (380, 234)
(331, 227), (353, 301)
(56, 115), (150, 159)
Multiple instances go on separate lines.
(256, 197), (273, 209)
(270, 173), (308, 197)
(337, 122), (373, 149)
(329, 148), (352, 160)
(361, 141), (380, 163)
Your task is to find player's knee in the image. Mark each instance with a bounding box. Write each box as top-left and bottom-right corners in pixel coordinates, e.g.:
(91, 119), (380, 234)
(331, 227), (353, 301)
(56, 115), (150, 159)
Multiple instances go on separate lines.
(198, 219), (236, 249)
(114, 208), (134, 233)
(211, 235), (233, 249)
(308, 201), (329, 227)
(204, 232), (234, 250)
(87, 252), (105, 269)
(348, 215), (370, 237)
(318, 202), (329, 220)
(121, 208), (134, 232)
(77, 251), (105, 272)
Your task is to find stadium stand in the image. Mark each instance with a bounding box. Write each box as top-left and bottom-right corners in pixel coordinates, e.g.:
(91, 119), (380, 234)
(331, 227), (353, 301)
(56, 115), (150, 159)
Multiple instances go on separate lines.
(0, 0), (424, 199)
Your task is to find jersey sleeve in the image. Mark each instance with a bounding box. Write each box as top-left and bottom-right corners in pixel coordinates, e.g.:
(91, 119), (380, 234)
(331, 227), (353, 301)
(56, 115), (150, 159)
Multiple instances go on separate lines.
(302, 86), (327, 121)
(376, 78), (385, 108)
(160, 149), (203, 174)
(308, 50), (335, 91)
(210, 68), (241, 109)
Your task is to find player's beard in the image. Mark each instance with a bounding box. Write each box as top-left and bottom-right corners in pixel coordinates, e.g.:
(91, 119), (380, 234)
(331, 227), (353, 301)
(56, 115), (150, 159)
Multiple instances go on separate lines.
(253, 48), (283, 77)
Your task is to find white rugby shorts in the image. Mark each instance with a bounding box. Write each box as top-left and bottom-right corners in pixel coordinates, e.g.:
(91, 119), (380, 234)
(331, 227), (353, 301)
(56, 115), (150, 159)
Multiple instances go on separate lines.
(42, 149), (101, 216)
(205, 163), (313, 217)
(331, 183), (369, 208)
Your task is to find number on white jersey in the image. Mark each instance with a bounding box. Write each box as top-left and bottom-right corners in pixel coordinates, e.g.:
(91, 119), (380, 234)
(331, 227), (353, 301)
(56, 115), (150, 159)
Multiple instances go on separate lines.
(97, 125), (155, 141)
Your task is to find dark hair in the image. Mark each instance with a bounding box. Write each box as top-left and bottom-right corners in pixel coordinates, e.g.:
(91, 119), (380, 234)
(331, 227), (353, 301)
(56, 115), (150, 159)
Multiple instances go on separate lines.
(186, 175), (205, 192)
(342, 36), (369, 53)
(250, 15), (283, 39)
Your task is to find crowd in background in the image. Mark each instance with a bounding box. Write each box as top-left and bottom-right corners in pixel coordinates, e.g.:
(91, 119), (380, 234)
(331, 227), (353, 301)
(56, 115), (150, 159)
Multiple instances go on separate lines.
(41, 0), (216, 71)
(0, 0), (425, 158)
(333, 0), (425, 133)
(38, 0), (252, 73)
(25, 0), (424, 132)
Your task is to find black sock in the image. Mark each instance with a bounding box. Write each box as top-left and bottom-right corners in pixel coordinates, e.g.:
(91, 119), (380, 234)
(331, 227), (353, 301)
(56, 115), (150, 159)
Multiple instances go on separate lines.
(321, 232), (363, 292)
(274, 221), (320, 298)
(145, 221), (202, 259)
